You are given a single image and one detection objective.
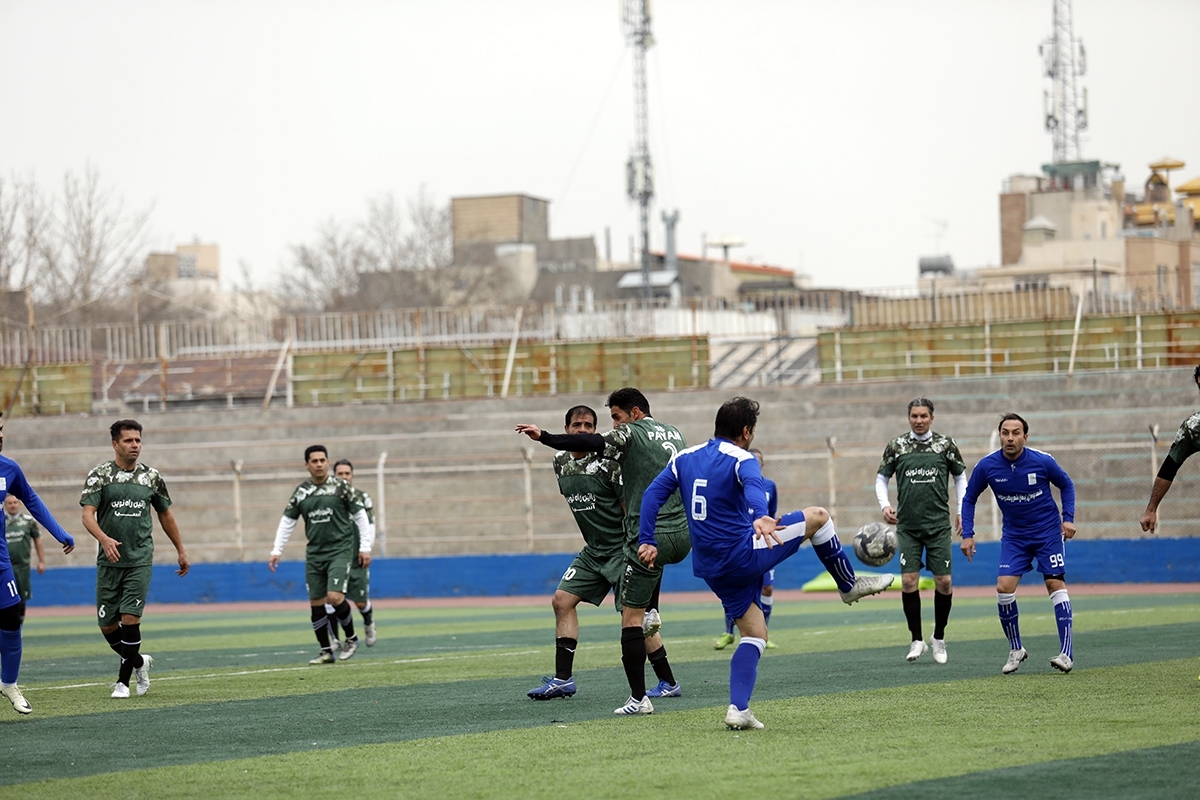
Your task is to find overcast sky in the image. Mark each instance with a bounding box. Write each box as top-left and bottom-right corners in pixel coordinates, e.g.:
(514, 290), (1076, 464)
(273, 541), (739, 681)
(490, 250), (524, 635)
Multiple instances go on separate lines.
(2, 0), (1197, 292)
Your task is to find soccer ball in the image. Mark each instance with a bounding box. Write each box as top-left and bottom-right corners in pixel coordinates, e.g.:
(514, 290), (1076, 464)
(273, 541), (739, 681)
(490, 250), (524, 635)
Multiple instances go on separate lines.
(853, 522), (897, 567)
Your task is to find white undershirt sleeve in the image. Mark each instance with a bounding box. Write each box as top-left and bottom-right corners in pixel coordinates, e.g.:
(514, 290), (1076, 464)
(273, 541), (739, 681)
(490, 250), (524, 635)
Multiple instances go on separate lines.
(353, 509), (374, 553)
(954, 472), (967, 515)
(271, 516), (297, 556)
(875, 473), (892, 510)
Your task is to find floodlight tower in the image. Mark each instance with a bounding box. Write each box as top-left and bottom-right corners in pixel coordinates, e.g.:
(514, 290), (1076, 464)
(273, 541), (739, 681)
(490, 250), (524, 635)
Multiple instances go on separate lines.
(1040, 0), (1088, 163)
(622, 0), (654, 299)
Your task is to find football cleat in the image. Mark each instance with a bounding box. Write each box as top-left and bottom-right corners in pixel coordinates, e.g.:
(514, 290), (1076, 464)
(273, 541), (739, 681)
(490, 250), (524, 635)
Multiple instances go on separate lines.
(338, 638), (359, 661)
(135, 653), (153, 696)
(364, 622), (377, 647)
(840, 573), (895, 605)
(329, 638), (342, 653)
(931, 638), (948, 664)
(642, 608), (662, 638)
(713, 632), (736, 650)
(1, 684), (31, 714)
(1002, 647), (1028, 674)
(724, 704), (764, 730)
(613, 695), (654, 715)
(309, 650), (335, 665)
(764, 639), (779, 649)
(111, 682), (131, 699)
(527, 676), (577, 700)
(906, 640), (928, 662)
(646, 680), (681, 698)
(1050, 653), (1073, 673)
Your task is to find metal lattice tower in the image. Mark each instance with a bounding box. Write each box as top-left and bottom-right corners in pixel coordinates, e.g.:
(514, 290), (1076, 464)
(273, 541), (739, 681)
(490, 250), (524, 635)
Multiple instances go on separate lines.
(622, 0), (654, 299)
(1040, 0), (1088, 163)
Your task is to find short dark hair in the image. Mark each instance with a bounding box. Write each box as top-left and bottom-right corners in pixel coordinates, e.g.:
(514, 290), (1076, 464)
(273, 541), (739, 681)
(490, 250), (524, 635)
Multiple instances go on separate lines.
(564, 405), (597, 428)
(110, 419), (142, 441)
(908, 398), (934, 414)
(998, 413), (1028, 435)
(333, 459), (353, 472)
(607, 387), (650, 416)
(715, 396), (760, 440)
(1193, 364), (1200, 385)
(304, 444), (328, 462)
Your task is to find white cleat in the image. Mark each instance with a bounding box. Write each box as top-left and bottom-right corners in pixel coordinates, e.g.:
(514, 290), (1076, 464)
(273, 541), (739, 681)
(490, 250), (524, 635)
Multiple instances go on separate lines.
(906, 640), (928, 662)
(931, 638), (948, 664)
(724, 704), (764, 730)
(840, 573), (895, 605)
(338, 638), (359, 661)
(1002, 647), (1028, 674)
(642, 608), (662, 638)
(309, 650), (335, 665)
(614, 695), (654, 715)
(329, 638), (342, 653)
(135, 654), (153, 696)
(364, 622), (377, 647)
(111, 682), (131, 699)
(1050, 653), (1073, 673)
(1, 684), (31, 714)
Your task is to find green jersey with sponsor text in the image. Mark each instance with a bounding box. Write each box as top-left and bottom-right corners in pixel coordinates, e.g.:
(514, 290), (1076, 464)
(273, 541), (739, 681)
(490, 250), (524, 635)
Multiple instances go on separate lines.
(4, 513), (39, 571)
(1167, 411), (1200, 466)
(283, 477), (364, 560)
(877, 432), (966, 536)
(350, 487), (375, 526)
(600, 417), (689, 541)
(80, 461), (172, 568)
(553, 451), (625, 557)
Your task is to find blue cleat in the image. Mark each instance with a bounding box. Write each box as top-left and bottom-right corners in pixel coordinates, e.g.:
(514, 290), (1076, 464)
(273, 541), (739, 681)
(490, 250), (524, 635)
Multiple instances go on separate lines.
(527, 676), (577, 700)
(646, 680), (681, 698)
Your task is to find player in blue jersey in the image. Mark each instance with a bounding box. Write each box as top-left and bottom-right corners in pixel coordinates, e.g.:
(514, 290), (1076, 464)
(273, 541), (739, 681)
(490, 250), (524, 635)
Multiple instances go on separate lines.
(638, 397), (893, 730)
(0, 415), (76, 715)
(713, 448), (779, 651)
(961, 413), (1076, 675)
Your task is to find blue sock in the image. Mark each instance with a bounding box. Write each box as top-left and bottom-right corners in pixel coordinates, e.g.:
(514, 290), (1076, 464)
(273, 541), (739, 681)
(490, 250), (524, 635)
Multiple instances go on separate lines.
(725, 614), (736, 635)
(761, 595), (773, 627)
(0, 628), (21, 685)
(729, 638), (765, 710)
(1050, 589), (1072, 658)
(809, 520), (855, 593)
(997, 592), (1021, 650)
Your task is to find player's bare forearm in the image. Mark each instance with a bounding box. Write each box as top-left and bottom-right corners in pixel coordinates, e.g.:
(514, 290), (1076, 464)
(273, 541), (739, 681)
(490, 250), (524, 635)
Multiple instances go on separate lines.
(83, 505), (121, 562)
(35, 538), (45, 572)
(157, 508), (190, 576)
(1140, 477), (1172, 532)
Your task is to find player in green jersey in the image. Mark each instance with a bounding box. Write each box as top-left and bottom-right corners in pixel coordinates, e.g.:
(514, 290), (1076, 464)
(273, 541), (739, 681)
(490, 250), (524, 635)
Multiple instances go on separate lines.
(517, 387), (689, 715)
(1141, 367), (1200, 683)
(876, 398), (966, 664)
(269, 445), (373, 664)
(527, 405), (629, 701)
(325, 459), (377, 648)
(81, 419), (189, 699)
(4, 496), (43, 606)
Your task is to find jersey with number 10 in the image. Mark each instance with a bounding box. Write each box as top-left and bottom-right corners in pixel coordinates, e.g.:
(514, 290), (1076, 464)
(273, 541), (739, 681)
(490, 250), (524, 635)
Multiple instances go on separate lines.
(639, 438), (770, 580)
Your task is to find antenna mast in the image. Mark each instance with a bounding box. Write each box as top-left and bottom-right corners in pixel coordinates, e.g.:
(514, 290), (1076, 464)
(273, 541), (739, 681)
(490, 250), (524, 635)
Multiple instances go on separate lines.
(1040, 0), (1088, 163)
(622, 0), (654, 299)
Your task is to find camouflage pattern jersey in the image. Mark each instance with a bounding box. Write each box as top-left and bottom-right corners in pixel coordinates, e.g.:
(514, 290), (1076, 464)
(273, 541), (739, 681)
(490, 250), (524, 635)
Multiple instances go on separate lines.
(282, 477), (365, 561)
(1168, 411), (1200, 466)
(598, 417), (690, 541)
(80, 461), (172, 568)
(3, 513), (39, 571)
(877, 432), (966, 536)
(553, 451), (625, 558)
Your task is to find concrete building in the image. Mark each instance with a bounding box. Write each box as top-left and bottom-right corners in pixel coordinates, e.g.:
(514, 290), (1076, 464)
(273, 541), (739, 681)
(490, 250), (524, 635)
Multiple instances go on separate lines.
(977, 158), (1200, 306)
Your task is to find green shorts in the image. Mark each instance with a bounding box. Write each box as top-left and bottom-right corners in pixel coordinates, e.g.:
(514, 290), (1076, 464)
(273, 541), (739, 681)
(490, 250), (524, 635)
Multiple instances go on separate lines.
(620, 529), (692, 611)
(305, 552), (354, 602)
(557, 548), (626, 609)
(897, 528), (953, 577)
(96, 564), (153, 626)
(346, 560), (370, 604)
(13, 565), (32, 602)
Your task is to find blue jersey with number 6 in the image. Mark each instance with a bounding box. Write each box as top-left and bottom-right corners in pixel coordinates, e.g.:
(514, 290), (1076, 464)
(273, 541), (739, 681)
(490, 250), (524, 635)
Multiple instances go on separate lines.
(639, 438), (771, 580)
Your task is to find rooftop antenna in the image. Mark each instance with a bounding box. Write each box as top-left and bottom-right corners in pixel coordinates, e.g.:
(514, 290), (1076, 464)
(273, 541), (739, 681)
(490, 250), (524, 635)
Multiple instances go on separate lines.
(622, 0), (654, 299)
(1040, 0), (1088, 163)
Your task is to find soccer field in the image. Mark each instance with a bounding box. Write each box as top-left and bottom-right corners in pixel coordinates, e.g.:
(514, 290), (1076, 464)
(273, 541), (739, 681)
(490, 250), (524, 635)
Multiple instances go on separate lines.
(7, 589), (1200, 799)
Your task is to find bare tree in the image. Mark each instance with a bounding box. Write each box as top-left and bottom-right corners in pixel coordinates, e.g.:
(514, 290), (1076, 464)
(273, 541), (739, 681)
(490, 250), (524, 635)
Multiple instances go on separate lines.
(279, 217), (370, 312)
(0, 177), (19, 290)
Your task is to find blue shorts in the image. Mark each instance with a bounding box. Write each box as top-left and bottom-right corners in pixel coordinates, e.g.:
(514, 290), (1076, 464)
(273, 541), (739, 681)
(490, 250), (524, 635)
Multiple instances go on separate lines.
(997, 532), (1066, 578)
(706, 510), (807, 619)
(0, 564), (21, 610)
(762, 569), (775, 589)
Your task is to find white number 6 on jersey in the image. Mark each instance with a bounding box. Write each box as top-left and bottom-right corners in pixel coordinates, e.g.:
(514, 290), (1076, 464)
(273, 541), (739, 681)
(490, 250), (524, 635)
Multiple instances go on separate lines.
(691, 478), (708, 521)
